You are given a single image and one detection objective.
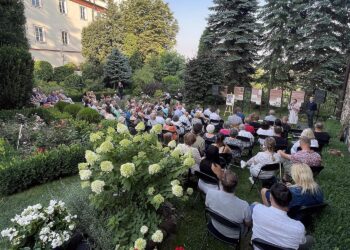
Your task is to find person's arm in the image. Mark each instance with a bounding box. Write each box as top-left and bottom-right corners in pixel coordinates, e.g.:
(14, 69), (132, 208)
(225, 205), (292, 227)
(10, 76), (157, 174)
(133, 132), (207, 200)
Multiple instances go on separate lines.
(278, 150), (291, 160)
(243, 203), (253, 228)
(211, 163), (223, 179)
(290, 142), (298, 154)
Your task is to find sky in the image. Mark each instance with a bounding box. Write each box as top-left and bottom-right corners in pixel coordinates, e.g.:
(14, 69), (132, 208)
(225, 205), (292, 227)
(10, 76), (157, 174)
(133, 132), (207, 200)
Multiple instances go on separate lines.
(166, 0), (265, 58)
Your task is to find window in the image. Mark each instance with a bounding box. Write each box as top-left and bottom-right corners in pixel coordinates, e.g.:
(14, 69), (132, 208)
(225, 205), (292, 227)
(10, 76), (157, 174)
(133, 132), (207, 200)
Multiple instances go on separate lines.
(61, 31), (69, 45)
(34, 26), (45, 42)
(59, 0), (67, 14)
(32, 0), (41, 7)
(80, 6), (87, 20)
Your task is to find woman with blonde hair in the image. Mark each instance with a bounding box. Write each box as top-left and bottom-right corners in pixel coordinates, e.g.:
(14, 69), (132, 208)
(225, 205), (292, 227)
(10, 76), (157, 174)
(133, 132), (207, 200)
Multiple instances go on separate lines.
(290, 128), (319, 154)
(261, 163), (324, 207)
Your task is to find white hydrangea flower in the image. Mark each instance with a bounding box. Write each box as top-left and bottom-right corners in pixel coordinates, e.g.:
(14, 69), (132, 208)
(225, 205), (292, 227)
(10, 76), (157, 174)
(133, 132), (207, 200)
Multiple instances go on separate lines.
(85, 150), (99, 164)
(148, 164), (161, 175)
(1, 228), (18, 241)
(91, 180), (105, 194)
(46, 206), (54, 215)
(119, 139), (132, 147)
(78, 163), (89, 170)
(140, 225), (148, 235)
(133, 134), (143, 143)
(135, 122), (145, 132)
(98, 141), (114, 153)
(134, 238), (146, 250)
(152, 194), (165, 206)
(172, 185), (183, 197)
(89, 132), (103, 142)
(150, 124), (162, 134)
(170, 180), (180, 186)
(183, 157), (195, 167)
(168, 140), (177, 149)
(147, 187), (155, 195)
(151, 230), (163, 243)
(187, 188), (194, 195)
(100, 161), (114, 172)
(69, 224), (75, 230)
(107, 127), (115, 134)
(170, 149), (181, 158)
(120, 163), (135, 178)
(79, 169), (92, 181)
(117, 123), (129, 134)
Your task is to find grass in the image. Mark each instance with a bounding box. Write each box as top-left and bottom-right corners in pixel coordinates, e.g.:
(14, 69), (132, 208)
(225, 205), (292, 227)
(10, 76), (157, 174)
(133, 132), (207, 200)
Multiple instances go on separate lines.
(0, 119), (349, 250)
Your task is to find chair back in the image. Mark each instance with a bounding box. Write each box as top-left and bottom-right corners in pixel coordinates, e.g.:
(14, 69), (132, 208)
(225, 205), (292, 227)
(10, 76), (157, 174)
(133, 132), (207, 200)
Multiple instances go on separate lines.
(290, 128), (302, 135)
(266, 120), (274, 126)
(219, 154), (231, 167)
(236, 136), (251, 142)
(310, 166), (324, 177)
(288, 203), (328, 226)
(227, 144), (242, 153)
(252, 238), (294, 250)
(195, 171), (219, 186)
(261, 163), (280, 171)
(181, 121), (188, 126)
(258, 134), (269, 140)
(205, 208), (242, 233)
(310, 146), (321, 153)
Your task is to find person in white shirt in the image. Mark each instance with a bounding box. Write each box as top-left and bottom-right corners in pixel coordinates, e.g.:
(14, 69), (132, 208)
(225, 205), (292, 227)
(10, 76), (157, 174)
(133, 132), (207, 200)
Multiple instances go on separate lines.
(256, 121), (274, 145)
(179, 112), (191, 130)
(203, 107), (212, 118)
(264, 109), (277, 122)
(206, 171), (252, 239)
(238, 124), (254, 147)
(252, 183), (313, 250)
(242, 137), (281, 181)
(209, 109), (221, 125)
(155, 110), (165, 125)
(290, 128), (319, 154)
(175, 133), (201, 172)
(147, 113), (159, 127)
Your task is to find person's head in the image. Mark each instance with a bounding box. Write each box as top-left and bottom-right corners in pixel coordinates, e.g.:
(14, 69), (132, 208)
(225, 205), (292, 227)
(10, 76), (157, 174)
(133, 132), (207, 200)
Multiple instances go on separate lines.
(274, 119), (282, 127)
(263, 137), (276, 152)
(282, 116), (288, 123)
(163, 133), (172, 145)
(244, 116), (251, 124)
(315, 122), (324, 132)
(238, 124), (245, 131)
(261, 121), (270, 130)
(270, 183), (292, 209)
(157, 110), (163, 117)
(299, 136), (311, 150)
(192, 123), (203, 135)
(223, 121), (231, 129)
(220, 170), (238, 193)
(205, 145), (220, 164)
(269, 110), (276, 116)
(105, 105), (112, 114)
(291, 164), (319, 194)
(252, 113), (259, 121)
(230, 128), (238, 138)
(234, 107), (240, 114)
(150, 113), (156, 120)
(274, 126), (283, 136)
(301, 128), (315, 139)
(310, 97), (314, 102)
(206, 124), (215, 134)
(195, 111), (201, 119)
(165, 118), (172, 126)
(215, 133), (225, 146)
(172, 115), (179, 122)
(184, 132), (197, 146)
(210, 106), (216, 113)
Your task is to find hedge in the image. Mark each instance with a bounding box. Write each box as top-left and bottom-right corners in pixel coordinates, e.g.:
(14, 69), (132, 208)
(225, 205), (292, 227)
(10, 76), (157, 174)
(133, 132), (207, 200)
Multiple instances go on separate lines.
(34, 60), (53, 81)
(63, 104), (83, 118)
(77, 107), (101, 123)
(0, 144), (85, 195)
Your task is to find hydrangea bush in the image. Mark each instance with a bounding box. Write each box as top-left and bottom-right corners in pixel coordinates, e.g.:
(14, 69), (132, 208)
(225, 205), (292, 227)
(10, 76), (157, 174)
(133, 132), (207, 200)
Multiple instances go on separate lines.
(1, 200), (77, 249)
(79, 123), (194, 249)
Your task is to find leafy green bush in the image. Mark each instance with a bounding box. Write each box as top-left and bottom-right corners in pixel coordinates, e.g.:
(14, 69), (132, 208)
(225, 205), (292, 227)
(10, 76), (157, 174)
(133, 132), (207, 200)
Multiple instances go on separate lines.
(0, 144), (85, 195)
(53, 64), (75, 82)
(34, 61), (53, 81)
(63, 104), (83, 118)
(0, 46), (34, 109)
(77, 108), (101, 123)
(163, 75), (182, 93)
(55, 101), (70, 112)
(64, 74), (83, 88)
(81, 61), (104, 81)
(132, 65), (155, 90)
(154, 89), (163, 99)
(142, 82), (163, 96)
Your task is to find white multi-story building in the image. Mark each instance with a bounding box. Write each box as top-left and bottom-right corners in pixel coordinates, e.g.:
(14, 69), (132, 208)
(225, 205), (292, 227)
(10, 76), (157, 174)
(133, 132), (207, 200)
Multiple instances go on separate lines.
(24, 0), (107, 67)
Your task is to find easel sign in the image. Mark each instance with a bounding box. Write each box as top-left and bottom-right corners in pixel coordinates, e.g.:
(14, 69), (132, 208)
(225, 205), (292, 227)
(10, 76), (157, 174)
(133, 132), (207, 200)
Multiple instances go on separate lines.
(224, 93), (235, 115)
(269, 89), (283, 107)
(234, 87), (244, 101)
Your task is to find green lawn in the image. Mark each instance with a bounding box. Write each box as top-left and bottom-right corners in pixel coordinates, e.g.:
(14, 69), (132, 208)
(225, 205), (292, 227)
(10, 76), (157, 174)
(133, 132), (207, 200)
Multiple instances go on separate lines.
(0, 119), (349, 250)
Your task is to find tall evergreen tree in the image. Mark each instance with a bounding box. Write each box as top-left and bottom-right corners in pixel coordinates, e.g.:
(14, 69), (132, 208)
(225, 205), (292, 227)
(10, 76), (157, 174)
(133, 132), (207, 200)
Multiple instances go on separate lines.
(197, 28), (215, 57)
(104, 49), (132, 88)
(205, 0), (259, 87)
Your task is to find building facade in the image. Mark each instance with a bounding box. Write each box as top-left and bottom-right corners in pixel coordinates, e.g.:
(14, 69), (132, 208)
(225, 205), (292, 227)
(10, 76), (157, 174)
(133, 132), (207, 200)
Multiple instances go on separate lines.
(24, 0), (107, 67)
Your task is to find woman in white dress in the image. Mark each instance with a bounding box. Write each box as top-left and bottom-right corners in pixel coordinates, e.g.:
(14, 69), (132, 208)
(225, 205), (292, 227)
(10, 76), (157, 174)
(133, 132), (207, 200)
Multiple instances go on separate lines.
(288, 99), (300, 125)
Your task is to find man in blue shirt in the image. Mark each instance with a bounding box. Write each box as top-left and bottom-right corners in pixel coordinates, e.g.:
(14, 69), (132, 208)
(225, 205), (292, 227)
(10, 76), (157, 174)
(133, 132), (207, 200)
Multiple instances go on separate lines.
(306, 97), (317, 128)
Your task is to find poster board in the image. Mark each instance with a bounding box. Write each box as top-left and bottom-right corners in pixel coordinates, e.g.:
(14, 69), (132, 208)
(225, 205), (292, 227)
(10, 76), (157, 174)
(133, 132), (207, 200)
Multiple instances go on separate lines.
(251, 88), (262, 105)
(226, 94), (235, 106)
(314, 89), (327, 104)
(219, 85), (228, 98)
(234, 87), (244, 101)
(291, 90), (305, 107)
(269, 89), (283, 107)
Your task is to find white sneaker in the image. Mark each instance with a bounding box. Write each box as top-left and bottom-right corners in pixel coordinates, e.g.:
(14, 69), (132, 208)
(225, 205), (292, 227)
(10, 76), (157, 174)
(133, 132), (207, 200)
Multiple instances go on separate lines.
(249, 177), (254, 185)
(240, 160), (247, 169)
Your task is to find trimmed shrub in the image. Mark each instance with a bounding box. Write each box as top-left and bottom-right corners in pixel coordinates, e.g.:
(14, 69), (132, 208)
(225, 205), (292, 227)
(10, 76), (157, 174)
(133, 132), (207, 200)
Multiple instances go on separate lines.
(64, 74), (84, 88)
(53, 64), (75, 82)
(55, 101), (70, 112)
(0, 144), (85, 195)
(163, 75), (182, 93)
(0, 46), (34, 109)
(142, 82), (164, 96)
(77, 108), (101, 123)
(63, 104), (83, 118)
(34, 61), (53, 81)
(81, 61), (104, 81)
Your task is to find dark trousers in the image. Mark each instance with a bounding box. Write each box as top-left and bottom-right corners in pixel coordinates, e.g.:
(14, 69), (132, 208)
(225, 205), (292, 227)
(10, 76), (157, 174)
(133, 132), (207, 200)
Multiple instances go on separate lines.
(307, 110), (315, 128)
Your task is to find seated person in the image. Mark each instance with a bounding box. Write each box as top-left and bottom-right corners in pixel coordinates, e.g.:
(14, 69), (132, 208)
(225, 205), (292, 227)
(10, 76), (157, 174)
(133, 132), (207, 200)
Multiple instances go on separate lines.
(235, 107), (245, 122)
(242, 137), (281, 180)
(238, 124), (254, 148)
(314, 122), (330, 150)
(224, 128), (244, 159)
(252, 183), (312, 250)
(273, 126), (288, 150)
(261, 163), (324, 209)
(264, 109), (277, 123)
(203, 124), (217, 146)
(104, 106), (116, 120)
(279, 136), (321, 166)
(219, 122), (231, 136)
(213, 133), (232, 165)
(291, 128), (319, 154)
(227, 108), (243, 126)
(192, 111), (204, 126)
(172, 115), (185, 135)
(256, 121), (274, 145)
(155, 110), (165, 125)
(192, 123), (205, 156)
(205, 171), (252, 239)
(180, 112), (191, 130)
(209, 109), (221, 125)
(163, 118), (178, 141)
(243, 116), (255, 134)
(249, 113), (261, 132)
(281, 116), (291, 139)
(147, 113), (158, 127)
(175, 133), (201, 172)
(198, 145), (223, 193)
(274, 118), (282, 127)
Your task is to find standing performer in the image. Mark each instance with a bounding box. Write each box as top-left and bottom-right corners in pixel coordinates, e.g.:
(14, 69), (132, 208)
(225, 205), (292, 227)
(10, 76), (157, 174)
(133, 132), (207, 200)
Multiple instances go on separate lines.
(288, 99), (300, 125)
(306, 97), (317, 128)
(118, 82), (124, 99)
